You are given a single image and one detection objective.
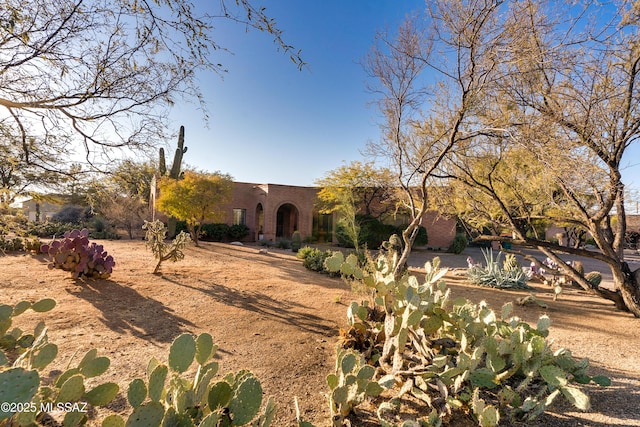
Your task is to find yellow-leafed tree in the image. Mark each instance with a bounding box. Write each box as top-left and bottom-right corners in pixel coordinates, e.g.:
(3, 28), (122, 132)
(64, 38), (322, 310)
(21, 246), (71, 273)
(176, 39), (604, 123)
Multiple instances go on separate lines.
(156, 170), (233, 246)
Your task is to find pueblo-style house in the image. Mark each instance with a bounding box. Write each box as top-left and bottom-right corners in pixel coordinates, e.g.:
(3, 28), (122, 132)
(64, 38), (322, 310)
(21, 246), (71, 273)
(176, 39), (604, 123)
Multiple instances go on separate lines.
(215, 181), (457, 249)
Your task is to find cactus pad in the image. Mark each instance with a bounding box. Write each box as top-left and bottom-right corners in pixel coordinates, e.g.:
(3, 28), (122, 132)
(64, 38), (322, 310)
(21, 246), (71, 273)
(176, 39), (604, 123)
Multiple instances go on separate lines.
(168, 333), (196, 373)
(80, 356), (110, 378)
(56, 374), (85, 403)
(229, 374), (263, 425)
(195, 333), (215, 365)
(124, 402), (164, 427)
(84, 382), (119, 406)
(148, 364), (168, 402)
(127, 378), (147, 408)
(0, 368), (39, 420)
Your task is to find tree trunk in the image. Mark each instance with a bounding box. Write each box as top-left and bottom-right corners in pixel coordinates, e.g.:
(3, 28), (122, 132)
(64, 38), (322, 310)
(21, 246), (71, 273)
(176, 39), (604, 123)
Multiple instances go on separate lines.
(188, 224), (199, 247)
(616, 264), (640, 318)
(167, 217), (177, 238)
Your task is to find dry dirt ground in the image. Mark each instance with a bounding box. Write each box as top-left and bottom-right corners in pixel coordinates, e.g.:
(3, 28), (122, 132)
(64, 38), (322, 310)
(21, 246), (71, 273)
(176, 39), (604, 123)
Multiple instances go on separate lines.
(2, 240), (640, 426)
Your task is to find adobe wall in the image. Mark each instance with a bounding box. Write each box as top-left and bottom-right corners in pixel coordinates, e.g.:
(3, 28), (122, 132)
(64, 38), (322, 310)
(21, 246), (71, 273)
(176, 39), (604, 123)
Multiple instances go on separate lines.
(420, 211), (457, 250)
(627, 215), (640, 233)
(225, 182), (318, 242)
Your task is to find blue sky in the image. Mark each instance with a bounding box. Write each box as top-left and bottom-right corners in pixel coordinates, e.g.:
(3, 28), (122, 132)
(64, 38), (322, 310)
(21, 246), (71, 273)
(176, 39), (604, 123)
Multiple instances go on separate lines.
(169, 0), (424, 186)
(167, 0), (640, 193)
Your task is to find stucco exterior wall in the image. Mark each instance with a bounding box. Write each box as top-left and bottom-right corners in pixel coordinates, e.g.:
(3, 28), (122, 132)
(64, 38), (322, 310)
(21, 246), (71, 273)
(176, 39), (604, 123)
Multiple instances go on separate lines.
(225, 183), (318, 242)
(420, 211), (457, 250)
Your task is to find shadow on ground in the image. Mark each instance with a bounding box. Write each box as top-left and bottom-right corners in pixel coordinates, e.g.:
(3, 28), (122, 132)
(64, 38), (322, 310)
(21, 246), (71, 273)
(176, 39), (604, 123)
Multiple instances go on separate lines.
(160, 275), (335, 336)
(67, 278), (194, 342)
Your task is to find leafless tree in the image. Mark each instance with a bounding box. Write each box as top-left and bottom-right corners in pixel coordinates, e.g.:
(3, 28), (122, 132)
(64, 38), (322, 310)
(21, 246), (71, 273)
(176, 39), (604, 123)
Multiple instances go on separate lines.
(375, 0), (640, 315)
(364, 0), (505, 278)
(0, 0), (303, 185)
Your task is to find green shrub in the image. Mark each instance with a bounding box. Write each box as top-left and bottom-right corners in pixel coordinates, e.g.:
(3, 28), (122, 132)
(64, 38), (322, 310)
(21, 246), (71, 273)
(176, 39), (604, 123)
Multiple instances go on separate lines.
(413, 225), (429, 247)
(276, 239), (291, 250)
(229, 224), (250, 240)
(335, 215), (428, 250)
(258, 238), (273, 247)
(301, 248), (331, 272)
(291, 231), (302, 252)
(449, 232), (468, 254)
(296, 245), (316, 260)
(89, 230), (121, 240)
(51, 205), (90, 223)
(200, 223), (230, 241)
(28, 221), (79, 238)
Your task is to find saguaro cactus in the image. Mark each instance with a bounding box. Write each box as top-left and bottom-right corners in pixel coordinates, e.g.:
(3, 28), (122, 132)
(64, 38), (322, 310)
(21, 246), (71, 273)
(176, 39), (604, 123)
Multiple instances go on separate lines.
(157, 126), (188, 237)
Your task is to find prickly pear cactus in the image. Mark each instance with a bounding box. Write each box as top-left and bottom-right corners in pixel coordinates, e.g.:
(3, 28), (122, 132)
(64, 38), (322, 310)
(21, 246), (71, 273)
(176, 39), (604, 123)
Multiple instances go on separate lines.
(0, 299), (119, 425)
(323, 251), (609, 426)
(40, 229), (115, 279)
(105, 332), (275, 427)
(326, 348), (384, 424)
(0, 368), (40, 420)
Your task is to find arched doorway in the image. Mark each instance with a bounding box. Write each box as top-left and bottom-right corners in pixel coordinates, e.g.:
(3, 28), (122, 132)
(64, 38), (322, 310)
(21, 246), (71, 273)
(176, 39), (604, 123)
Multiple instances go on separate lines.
(276, 203), (299, 239)
(255, 203), (264, 240)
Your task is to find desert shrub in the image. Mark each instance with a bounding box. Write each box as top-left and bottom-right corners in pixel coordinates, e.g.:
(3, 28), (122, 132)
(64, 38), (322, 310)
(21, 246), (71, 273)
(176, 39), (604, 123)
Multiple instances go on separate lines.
(28, 221), (79, 238)
(200, 223), (230, 241)
(276, 239), (291, 250)
(175, 220), (189, 235)
(296, 245), (316, 260)
(336, 215), (428, 250)
(323, 254), (610, 426)
(41, 229), (115, 279)
(413, 225), (429, 247)
(0, 236), (21, 252)
(90, 230), (121, 240)
(449, 232), (468, 254)
(301, 247), (331, 272)
(229, 224), (250, 240)
(291, 230), (302, 252)
(258, 238), (273, 247)
(23, 235), (42, 253)
(467, 248), (529, 289)
(0, 234), (42, 253)
(51, 204), (91, 224)
(88, 217), (120, 239)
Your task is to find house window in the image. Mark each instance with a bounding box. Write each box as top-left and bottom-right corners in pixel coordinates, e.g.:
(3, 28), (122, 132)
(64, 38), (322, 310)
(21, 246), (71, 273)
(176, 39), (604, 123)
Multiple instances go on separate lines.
(233, 208), (246, 226)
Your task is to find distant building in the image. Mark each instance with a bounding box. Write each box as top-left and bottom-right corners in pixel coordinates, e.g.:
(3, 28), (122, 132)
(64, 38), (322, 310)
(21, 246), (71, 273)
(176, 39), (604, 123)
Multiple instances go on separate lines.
(21, 198), (64, 222)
